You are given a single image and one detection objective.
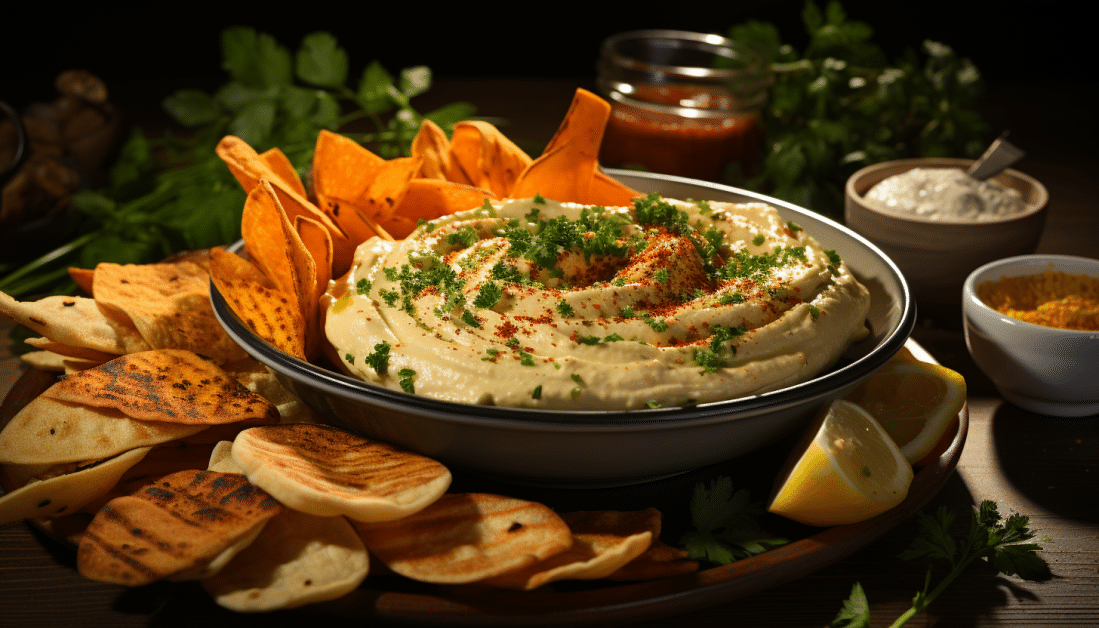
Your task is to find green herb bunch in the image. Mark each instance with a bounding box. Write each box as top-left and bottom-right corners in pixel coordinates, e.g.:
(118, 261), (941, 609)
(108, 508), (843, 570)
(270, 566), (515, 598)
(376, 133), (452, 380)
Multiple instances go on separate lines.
(0, 27), (473, 301)
(727, 0), (989, 217)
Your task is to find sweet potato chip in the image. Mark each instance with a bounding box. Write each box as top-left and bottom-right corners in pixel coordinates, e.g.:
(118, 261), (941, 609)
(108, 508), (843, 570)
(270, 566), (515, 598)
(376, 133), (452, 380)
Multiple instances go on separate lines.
(511, 88), (638, 205)
(396, 178), (495, 222)
(354, 493), (572, 584)
(312, 129), (389, 245)
(77, 469), (283, 586)
(209, 248), (307, 360)
(449, 120), (532, 199)
(92, 260), (247, 364)
(231, 423), (451, 522)
(0, 292), (149, 355)
(259, 146), (306, 197)
(216, 135), (355, 275)
(40, 349), (279, 426)
(68, 267), (95, 295)
(484, 509), (659, 590)
(411, 119), (462, 182)
(202, 508), (369, 612)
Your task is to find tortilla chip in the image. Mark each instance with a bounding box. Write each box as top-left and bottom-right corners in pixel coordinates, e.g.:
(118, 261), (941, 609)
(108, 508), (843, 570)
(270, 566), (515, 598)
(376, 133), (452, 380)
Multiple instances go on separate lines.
(484, 508), (659, 590)
(231, 423), (451, 522)
(91, 260), (247, 364)
(77, 469), (282, 586)
(40, 349), (279, 426)
(0, 447), (152, 526)
(0, 292), (149, 355)
(449, 121), (531, 199)
(353, 493), (572, 584)
(202, 508), (369, 612)
(0, 395), (207, 466)
(209, 248), (307, 360)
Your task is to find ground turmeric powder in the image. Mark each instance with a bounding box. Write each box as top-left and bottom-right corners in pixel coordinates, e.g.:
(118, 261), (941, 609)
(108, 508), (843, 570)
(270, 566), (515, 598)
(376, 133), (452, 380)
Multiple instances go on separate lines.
(977, 268), (1099, 331)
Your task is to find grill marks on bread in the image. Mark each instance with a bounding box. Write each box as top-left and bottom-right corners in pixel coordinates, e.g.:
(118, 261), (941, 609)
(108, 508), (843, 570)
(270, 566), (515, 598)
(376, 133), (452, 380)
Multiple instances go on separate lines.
(231, 424), (451, 522)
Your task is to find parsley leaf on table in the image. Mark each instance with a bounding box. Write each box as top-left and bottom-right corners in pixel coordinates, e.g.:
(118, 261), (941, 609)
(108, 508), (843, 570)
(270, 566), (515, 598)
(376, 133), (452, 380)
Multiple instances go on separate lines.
(679, 476), (789, 565)
(829, 500), (1050, 628)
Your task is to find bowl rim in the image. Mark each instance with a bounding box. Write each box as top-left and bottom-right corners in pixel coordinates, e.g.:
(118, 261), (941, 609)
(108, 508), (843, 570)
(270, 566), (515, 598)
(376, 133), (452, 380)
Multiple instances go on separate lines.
(963, 253), (1099, 337)
(211, 170), (916, 429)
(845, 156), (1049, 226)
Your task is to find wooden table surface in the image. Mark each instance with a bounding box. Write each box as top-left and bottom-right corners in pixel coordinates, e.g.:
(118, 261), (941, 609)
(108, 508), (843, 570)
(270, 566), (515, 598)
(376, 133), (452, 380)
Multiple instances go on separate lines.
(1, 78), (1096, 628)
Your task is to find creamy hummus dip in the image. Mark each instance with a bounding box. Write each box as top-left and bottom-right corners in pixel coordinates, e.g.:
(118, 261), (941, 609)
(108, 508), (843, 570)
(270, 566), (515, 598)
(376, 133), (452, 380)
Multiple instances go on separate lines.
(325, 194), (871, 410)
(865, 167), (1025, 221)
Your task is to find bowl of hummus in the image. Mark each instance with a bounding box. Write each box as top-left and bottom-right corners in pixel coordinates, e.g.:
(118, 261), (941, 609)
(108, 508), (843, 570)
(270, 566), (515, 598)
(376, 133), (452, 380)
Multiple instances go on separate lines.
(213, 171), (915, 487)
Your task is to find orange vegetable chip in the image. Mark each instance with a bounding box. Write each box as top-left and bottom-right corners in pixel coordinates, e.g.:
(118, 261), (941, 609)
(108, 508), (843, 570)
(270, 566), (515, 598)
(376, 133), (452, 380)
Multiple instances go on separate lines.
(512, 88), (638, 204)
(296, 214), (333, 307)
(41, 349), (279, 426)
(68, 267), (95, 296)
(216, 135), (355, 275)
(358, 156), (422, 225)
(449, 120), (532, 199)
(258, 147), (306, 197)
(209, 248), (307, 360)
(411, 119), (463, 182)
(312, 129), (387, 245)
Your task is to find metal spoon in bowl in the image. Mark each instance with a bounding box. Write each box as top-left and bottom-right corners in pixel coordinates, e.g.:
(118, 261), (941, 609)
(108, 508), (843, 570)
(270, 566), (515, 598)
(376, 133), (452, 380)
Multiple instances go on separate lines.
(967, 131), (1025, 180)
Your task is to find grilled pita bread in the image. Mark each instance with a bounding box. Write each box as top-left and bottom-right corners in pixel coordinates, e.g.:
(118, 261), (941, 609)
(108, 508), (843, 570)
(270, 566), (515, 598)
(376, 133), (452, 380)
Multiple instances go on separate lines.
(230, 423), (451, 522)
(483, 508), (660, 590)
(202, 508), (369, 612)
(77, 469), (282, 586)
(353, 493), (572, 584)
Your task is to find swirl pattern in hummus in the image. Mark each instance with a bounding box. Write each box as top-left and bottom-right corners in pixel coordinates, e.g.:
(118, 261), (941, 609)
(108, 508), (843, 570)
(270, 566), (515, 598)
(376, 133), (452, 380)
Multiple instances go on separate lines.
(325, 195), (871, 410)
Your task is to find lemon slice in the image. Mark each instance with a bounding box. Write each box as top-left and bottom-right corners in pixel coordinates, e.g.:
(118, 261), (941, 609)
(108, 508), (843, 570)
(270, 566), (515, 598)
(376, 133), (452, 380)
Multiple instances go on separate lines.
(768, 399), (914, 527)
(843, 358), (967, 465)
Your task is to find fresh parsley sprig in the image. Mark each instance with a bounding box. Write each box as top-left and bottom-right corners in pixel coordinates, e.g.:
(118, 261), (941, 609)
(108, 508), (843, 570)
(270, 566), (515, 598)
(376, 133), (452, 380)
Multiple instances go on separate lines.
(680, 476), (789, 565)
(830, 500), (1050, 628)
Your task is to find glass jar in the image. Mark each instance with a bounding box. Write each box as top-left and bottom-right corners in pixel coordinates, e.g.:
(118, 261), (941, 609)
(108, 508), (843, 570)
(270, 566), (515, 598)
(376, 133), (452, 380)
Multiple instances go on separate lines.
(596, 30), (771, 182)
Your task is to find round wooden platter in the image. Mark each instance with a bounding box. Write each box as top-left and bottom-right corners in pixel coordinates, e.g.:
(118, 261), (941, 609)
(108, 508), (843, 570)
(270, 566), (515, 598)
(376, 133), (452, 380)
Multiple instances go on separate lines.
(0, 340), (967, 626)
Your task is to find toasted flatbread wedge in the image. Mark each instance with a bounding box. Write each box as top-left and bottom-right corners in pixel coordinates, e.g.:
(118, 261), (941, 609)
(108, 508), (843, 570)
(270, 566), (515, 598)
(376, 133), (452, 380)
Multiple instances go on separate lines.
(230, 423), (451, 522)
(77, 470), (282, 586)
(0, 396), (207, 466)
(41, 349), (279, 426)
(483, 508), (659, 590)
(0, 447), (152, 526)
(0, 292), (149, 355)
(353, 493), (572, 584)
(202, 508), (369, 612)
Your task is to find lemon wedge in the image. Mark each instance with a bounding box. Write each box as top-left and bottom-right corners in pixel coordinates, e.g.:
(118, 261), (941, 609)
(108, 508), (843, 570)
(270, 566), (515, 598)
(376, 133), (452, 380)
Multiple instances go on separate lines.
(843, 358), (967, 465)
(768, 399), (913, 527)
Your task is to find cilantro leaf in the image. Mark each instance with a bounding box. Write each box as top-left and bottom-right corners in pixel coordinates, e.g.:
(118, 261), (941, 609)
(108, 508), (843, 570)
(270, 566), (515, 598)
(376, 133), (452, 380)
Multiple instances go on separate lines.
(679, 477), (789, 566)
(828, 582), (871, 628)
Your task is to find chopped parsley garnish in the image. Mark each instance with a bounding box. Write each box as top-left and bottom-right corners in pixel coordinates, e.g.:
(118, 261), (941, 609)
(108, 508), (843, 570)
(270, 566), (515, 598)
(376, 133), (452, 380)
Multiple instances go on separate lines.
(460, 309), (480, 327)
(473, 282), (502, 309)
(363, 341), (391, 375)
(556, 299), (575, 317)
(752, 234), (766, 246)
(576, 335), (602, 345)
(713, 245), (808, 285)
(809, 304), (821, 319)
(709, 324), (746, 353)
(603, 333), (624, 342)
(655, 268), (670, 284)
(344, 353), (354, 364)
(695, 348), (723, 374)
(640, 313), (669, 332)
(571, 373), (583, 384)
(646, 400), (662, 409)
(355, 278), (372, 295)
(719, 292), (746, 305)
(786, 221), (803, 232)
(380, 289), (399, 307)
(398, 368), (416, 393)
(519, 351), (535, 366)
(531, 385), (542, 399)
(506, 337), (520, 348)
(444, 226), (478, 248)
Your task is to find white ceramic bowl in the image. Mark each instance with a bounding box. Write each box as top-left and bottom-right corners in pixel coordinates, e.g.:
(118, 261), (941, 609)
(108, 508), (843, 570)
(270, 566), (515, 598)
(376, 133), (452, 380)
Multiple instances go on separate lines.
(963, 254), (1099, 417)
(846, 157), (1048, 321)
(212, 171), (915, 486)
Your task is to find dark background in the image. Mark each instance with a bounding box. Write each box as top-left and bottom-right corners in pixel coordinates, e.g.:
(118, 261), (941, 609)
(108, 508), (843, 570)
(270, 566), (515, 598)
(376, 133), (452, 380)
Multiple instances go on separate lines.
(2, 0), (1091, 106)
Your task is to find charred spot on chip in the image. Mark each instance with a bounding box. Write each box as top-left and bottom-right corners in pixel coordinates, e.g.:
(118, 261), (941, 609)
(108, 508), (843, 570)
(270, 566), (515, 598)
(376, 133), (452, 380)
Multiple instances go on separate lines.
(37, 499), (52, 508)
(145, 487), (175, 501)
(191, 507), (231, 522)
(63, 301), (76, 307)
(508, 522), (524, 532)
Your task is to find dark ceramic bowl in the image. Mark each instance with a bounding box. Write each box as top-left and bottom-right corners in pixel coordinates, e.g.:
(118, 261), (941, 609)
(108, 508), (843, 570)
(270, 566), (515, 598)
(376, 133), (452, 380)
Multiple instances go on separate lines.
(211, 171), (915, 487)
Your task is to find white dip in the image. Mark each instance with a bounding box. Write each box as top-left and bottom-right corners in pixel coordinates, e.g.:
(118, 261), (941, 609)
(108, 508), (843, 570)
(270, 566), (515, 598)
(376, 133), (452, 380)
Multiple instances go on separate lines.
(865, 167), (1025, 221)
(325, 195), (872, 410)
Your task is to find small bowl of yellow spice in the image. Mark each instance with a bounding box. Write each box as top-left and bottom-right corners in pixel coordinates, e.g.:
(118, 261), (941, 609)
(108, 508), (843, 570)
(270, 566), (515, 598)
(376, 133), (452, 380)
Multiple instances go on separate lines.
(963, 254), (1099, 417)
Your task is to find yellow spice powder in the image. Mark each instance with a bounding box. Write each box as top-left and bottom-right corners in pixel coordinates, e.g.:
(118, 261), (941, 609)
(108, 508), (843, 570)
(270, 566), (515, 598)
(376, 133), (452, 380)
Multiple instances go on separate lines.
(977, 268), (1099, 331)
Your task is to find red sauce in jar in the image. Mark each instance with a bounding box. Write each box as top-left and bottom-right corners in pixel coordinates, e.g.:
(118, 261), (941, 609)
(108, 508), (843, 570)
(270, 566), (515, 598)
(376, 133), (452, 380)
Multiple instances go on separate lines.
(599, 84), (762, 182)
